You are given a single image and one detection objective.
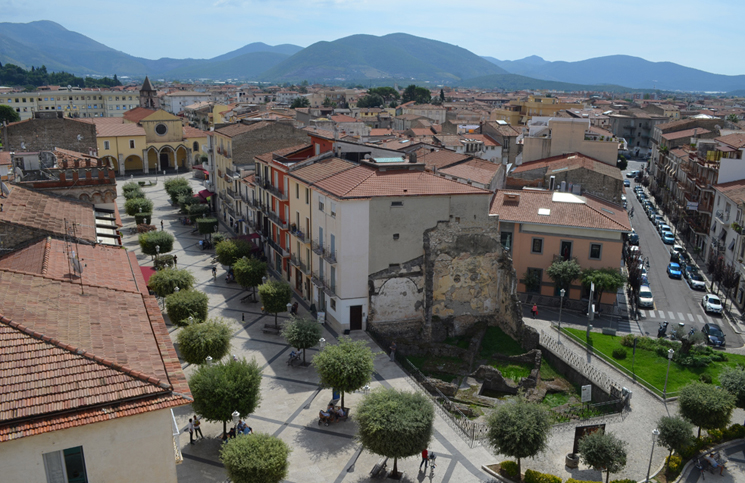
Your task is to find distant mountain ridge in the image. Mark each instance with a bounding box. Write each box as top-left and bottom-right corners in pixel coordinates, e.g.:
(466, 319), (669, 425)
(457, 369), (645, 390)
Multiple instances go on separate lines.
(482, 54), (745, 92)
(0, 20), (743, 92)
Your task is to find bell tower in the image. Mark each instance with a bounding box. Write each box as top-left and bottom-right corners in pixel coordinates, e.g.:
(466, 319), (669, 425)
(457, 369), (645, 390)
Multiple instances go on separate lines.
(139, 76), (160, 109)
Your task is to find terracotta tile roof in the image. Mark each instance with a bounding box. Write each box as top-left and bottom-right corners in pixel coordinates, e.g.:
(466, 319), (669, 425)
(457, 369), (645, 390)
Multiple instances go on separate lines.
(0, 152), (11, 166)
(255, 144), (311, 165)
(416, 149), (471, 170)
(215, 121), (271, 138)
(0, 186), (97, 242)
(241, 173), (255, 186)
(490, 189), (630, 231)
(662, 128), (711, 141)
(714, 179), (745, 205)
(461, 134), (500, 147)
(439, 159), (501, 185)
(409, 128), (435, 136)
(314, 165), (489, 199)
(369, 129), (393, 136)
(484, 122), (520, 137)
(330, 114), (358, 123)
(164, 91), (209, 97)
(435, 135), (462, 147)
(94, 120), (146, 137)
(183, 125), (207, 139)
(511, 153), (623, 181)
(303, 126), (336, 139)
(122, 107), (156, 124)
(291, 157), (357, 184)
(716, 132), (745, 149)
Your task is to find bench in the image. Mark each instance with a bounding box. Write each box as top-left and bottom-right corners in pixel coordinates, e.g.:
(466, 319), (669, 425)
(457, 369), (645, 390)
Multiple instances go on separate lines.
(262, 325), (281, 335)
(370, 457), (388, 477)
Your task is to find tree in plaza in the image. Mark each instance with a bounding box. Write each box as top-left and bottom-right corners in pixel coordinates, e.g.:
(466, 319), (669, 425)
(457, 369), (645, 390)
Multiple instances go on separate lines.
(356, 388), (434, 478)
(0, 104), (20, 124)
(165, 289), (209, 326)
(727, 114), (740, 123)
(580, 267), (627, 308)
(485, 398), (553, 477)
(578, 430), (628, 483)
(368, 86), (400, 102)
(147, 267), (195, 297)
(234, 256), (267, 302)
(164, 177), (190, 197)
(678, 381), (736, 438)
(121, 181), (144, 200)
(401, 84), (431, 104)
(281, 317), (322, 365)
(124, 197), (153, 216)
(138, 230), (174, 257)
(190, 357), (262, 434)
(720, 263), (740, 309)
(215, 239), (253, 267)
(656, 415), (694, 464)
(617, 156), (628, 171)
(177, 317), (232, 364)
(312, 337), (376, 408)
(258, 279), (292, 328)
(290, 97), (310, 109)
(719, 365), (745, 409)
(220, 432), (290, 483)
(546, 258), (581, 299)
(670, 325), (705, 354)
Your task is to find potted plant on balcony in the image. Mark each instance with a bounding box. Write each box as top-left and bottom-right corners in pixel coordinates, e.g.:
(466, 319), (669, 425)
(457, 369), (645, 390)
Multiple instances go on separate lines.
(290, 223), (297, 233)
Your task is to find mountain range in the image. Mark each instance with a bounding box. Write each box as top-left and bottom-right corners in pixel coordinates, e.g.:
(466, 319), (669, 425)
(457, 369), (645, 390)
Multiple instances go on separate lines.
(1, 21), (743, 92)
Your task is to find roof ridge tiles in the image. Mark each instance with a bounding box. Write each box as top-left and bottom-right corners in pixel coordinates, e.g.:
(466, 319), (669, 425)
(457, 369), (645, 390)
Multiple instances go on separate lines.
(41, 237), (52, 274)
(0, 314), (172, 392)
(0, 265), (143, 295)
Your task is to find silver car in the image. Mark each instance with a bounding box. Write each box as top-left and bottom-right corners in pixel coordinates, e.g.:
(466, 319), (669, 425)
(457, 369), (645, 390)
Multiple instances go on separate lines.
(638, 285), (654, 308)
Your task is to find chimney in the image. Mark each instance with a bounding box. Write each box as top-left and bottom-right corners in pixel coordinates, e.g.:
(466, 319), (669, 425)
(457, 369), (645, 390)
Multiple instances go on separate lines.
(409, 152), (417, 164)
(560, 180), (567, 192)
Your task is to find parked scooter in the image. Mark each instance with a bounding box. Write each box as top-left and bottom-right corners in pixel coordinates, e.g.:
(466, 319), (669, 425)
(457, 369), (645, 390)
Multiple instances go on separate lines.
(657, 321), (669, 338)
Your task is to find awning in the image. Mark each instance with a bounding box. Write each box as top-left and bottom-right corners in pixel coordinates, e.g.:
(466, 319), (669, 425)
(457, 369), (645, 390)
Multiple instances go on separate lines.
(238, 234), (260, 241)
(141, 266), (157, 285)
(192, 164), (205, 170)
(197, 189), (216, 201)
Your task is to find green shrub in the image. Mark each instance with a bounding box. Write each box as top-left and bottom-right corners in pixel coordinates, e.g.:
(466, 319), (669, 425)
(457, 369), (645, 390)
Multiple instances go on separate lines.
(124, 197), (154, 216)
(666, 454), (683, 474)
(165, 289), (209, 326)
(153, 254), (175, 270)
(187, 203), (210, 221)
(524, 469), (561, 483)
(708, 428), (724, 443)
(610, 479), (637, 483)
(499, 460), (518, 478)
(178, 194), (202, 213)
(164, 177), (190, 196)
(168, 184), (193, 205)
(699, 373), (713, 384)
(148, 268), (196, 298)
(134, 212), (152, 225)
(724, 423), (745, 439)
(176, 317), (232, 364)
(567, 479), (600, 483)
(137, 223), (157, 234)
(213, 232), (226, 246)
(122, 181), (144, 200)
(612, 348), (627, 360)
(139, 230), (175, 256)
(197, 217), (218, 236)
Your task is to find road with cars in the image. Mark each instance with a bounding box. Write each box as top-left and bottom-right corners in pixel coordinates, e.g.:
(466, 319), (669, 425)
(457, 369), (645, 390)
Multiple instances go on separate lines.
(622, 161), (741, 347)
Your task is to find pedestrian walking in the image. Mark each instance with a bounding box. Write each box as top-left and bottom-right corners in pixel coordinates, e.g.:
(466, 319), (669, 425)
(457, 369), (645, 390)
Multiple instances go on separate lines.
(212, 266), (217, 281)
(193, 415), (203, 439)
(389, 341), (397, 362)
(187, 418), (194, 445)
(419, 448), (429, 470)
(161, 220), (164, 231)
(173, 255), (178, 267)
(531, 303), (538, 319)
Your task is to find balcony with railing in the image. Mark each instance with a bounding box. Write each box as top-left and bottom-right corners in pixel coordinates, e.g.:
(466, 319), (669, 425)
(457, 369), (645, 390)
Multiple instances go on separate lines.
(266, 210), (288, 230)
(267, 238), (289, 257)
(716, 210), (731, 223)
(240, 191), (250, 204)
(323, 247), (337, 264)
(289, 224), (307, 243)
(264, 182), (288, 201)
(225, 188), (238, 202)
(311, 239), (324, 256)
(323, 279), (337, 297)
(311, 271), (325, 288)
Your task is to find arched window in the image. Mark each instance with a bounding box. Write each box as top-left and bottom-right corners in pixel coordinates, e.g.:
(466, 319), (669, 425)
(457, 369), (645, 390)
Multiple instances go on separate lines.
(193, 141), (199, 152)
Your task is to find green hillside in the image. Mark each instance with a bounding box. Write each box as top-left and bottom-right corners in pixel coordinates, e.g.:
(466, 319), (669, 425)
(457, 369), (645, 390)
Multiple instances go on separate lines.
(163, 51), (290, 81)
(461, 73), (638, 93)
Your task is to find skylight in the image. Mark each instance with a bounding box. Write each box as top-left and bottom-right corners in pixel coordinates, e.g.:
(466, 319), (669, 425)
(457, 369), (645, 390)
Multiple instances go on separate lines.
(538, 208), (551, 216)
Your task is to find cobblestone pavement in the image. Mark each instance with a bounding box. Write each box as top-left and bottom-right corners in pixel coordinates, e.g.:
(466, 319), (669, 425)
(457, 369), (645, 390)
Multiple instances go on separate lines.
(120, 174), (744, 482)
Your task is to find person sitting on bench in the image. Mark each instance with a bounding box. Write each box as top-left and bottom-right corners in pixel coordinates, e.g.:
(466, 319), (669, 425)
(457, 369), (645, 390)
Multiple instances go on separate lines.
(335, 407), (346, 419)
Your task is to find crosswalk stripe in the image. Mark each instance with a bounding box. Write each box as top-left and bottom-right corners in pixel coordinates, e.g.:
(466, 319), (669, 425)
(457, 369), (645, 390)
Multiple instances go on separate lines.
(697, 314), (704, 323)
(668, 311), (676, 320)
(707, 316), (715, 325)
(678, 312), (685, 320)
(659, 310), (667, 318)
(688, 313), (694, 321)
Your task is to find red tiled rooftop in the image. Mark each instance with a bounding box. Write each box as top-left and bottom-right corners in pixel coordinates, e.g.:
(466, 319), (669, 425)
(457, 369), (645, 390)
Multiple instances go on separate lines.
(416, 148), (471, 170)
(490, 189), (630, 231)
(716, 132), (745, 149)
(0, 185), (97, 242)
(439, 159), (501, 185)
(122, 107), (156, 124)
(93, 119), (146, 137)
(291, 157), (357, 184)
(511, 153), (622, 180)
(661, 128), (711, 141)
(330, 114), (358, 123)
(183, 125), (208, 139)
(216, 121), (272, 138)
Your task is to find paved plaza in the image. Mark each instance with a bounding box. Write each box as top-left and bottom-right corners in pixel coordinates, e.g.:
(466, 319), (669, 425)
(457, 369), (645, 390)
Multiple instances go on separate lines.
(120, 174), (744, 483)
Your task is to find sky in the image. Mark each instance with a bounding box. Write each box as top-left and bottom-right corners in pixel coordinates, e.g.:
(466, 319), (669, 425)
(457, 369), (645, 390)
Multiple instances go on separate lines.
(2, 0), (744, 76)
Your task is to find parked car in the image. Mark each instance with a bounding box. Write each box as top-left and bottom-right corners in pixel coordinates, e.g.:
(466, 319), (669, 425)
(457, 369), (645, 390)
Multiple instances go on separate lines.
(670, 245), (684, 256)
(667, 262), (682, 279)
(628, 232), (639, 246)
(685, 270), (706, 290)
(638, 285), (654, 308)
(626, 171), (637, 178)
(658, 224), (671, 235)
(702, 293), (723, 314)
(702, 323), (726, 347)
(624, 179), (630, 187)
(662, 232), (676, 244)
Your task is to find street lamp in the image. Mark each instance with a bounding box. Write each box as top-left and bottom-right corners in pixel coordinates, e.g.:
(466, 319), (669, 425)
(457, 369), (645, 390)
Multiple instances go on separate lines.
(174, 286), (180, 293)
(558, 288), (566, 343)
(188, 315), (194, 325)
(319, 338), (326, 350)
(646, 428), (660, 482)
(663, 349), (674, 399)
(262, 276), (267, 285)
(287, 302), (293, 316)
(231, 410), (240, 432)
(205, 356), (213, 365)
(155, 244), (160, 262)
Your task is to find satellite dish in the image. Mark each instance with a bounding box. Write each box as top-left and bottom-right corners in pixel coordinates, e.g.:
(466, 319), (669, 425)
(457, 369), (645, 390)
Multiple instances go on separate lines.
(77, 134), (83, 141)
(0, 182), (9, 196)
(71, 257), (83, 275)
(20, 142), (26, 150)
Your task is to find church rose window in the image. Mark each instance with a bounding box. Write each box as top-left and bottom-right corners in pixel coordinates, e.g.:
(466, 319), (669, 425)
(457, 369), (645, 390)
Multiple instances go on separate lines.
(155, 124), (167, 135)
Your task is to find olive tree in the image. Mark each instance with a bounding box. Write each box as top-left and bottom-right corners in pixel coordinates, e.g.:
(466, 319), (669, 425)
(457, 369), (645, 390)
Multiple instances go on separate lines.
(147, 268), (195, 298)
(356, 388), (434, 478)
(234, 256), (266, 302)
(656, 415), (694, 464)
(165, 289), (209, 326)
(281, 317), (322, 365)
(176, 317), (232, 364)
(486, 398), (553, 477)
(190, 357), (262, 434)
(259, 280), (292, 328)
(679, 382), (735, 438)
(220, 432), (290, 483)
(578, 430), (628, 483)
(720, 365), (745, 408)
(312, 337), (375, 408)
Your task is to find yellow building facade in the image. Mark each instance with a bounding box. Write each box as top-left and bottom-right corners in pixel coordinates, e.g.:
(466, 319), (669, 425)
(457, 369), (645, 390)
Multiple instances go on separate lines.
(491, 96), (585, 125)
